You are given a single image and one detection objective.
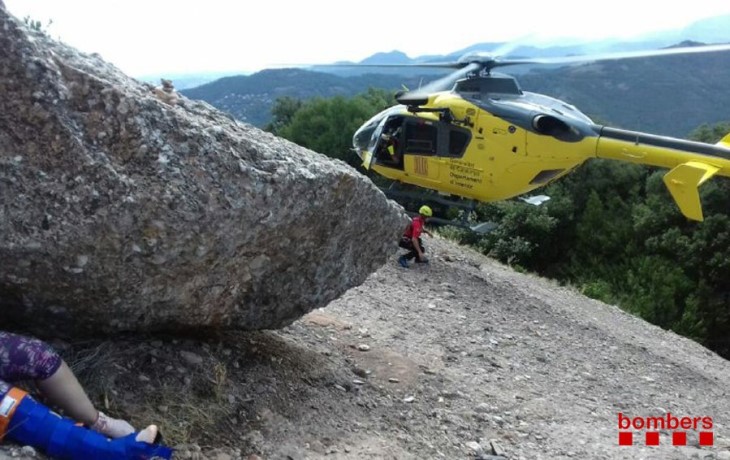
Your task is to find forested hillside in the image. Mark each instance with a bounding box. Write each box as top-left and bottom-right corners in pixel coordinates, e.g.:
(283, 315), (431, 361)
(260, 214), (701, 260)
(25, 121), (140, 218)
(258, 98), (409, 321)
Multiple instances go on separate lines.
(181, 69), (438, 127)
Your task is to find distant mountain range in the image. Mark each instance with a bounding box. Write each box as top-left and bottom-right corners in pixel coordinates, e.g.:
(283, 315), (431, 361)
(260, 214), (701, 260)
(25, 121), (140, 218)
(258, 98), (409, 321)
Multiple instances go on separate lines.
(181, 70), (438, 127)
(355, 14), (730, 63)
(179, 14), (730, 136)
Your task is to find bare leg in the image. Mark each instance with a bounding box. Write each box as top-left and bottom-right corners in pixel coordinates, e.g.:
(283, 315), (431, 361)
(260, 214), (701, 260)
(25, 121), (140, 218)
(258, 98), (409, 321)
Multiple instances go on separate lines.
(37, 361), (135, 438)
(36, 361), (97, 425)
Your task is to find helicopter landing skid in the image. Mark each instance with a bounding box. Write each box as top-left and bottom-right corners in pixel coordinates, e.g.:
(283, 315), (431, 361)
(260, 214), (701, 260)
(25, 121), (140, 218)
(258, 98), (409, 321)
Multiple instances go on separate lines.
(381, 185), (497, 234)
(426, 216), (498, 234)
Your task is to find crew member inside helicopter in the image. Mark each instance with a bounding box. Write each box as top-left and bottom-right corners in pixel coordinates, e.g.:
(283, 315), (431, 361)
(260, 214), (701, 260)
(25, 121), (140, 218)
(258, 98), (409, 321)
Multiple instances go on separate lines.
(376, 120), (403, 168)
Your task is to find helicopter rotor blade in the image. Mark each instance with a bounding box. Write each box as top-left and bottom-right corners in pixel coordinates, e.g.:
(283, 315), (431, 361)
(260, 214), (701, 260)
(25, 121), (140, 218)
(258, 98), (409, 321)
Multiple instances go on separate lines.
(490, 34), (539, 57)
(319, 62), (464, 69)
(396, 61), (482, 106)
(489, 43), (730, 69)
(313, 42), (730, 107)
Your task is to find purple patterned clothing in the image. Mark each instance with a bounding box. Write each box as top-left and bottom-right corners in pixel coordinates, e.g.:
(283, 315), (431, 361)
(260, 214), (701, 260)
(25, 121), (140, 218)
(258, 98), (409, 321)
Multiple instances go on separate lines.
(0, 331), (62, 398)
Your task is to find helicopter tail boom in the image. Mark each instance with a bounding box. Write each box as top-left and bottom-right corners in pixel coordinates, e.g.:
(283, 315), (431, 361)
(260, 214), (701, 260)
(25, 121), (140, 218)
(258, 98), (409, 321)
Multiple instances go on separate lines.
(593, 126), (730, 221)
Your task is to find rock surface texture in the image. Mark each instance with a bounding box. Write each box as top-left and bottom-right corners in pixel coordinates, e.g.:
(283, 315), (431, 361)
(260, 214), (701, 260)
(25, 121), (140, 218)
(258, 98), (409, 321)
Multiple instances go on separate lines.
(0, 6), (406, 336)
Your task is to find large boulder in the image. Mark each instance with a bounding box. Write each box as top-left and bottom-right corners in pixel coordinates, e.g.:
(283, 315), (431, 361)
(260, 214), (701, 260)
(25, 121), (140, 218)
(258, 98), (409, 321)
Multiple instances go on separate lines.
(0, 6), (407, 337)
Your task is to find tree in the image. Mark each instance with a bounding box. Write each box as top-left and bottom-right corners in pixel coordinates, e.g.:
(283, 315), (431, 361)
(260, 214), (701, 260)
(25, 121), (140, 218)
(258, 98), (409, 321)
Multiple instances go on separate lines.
(271, 88), (395, 170)
(265, 97), (303, 135)
(689, 122), (730, 144)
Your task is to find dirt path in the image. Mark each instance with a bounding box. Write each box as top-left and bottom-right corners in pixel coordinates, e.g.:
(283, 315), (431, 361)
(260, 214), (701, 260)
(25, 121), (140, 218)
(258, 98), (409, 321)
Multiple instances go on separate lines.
(3, 236), (730, 459)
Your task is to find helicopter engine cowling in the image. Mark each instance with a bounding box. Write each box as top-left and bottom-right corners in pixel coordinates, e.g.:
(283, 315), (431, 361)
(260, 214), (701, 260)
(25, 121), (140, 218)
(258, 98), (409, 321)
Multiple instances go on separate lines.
(531, 114), (583, 142)
(532, 114), (570, 136)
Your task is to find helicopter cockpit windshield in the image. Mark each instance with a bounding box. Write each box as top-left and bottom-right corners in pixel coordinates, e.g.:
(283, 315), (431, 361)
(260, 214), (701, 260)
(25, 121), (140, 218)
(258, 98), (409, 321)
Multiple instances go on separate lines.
(352, 106), (405, 166)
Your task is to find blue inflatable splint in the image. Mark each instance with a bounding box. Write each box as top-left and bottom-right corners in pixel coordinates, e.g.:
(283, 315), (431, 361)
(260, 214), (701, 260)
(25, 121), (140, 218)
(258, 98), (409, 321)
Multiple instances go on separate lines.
(0, 388), (173, 460)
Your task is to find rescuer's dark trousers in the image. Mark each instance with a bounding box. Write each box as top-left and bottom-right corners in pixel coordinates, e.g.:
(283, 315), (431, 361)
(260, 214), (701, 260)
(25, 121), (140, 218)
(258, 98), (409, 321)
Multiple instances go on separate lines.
(399, 237), (426, 262)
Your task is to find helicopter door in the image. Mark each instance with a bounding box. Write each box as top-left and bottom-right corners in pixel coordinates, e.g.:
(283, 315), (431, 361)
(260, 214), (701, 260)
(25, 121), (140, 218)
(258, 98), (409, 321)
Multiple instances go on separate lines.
(402, 119), (441, 183)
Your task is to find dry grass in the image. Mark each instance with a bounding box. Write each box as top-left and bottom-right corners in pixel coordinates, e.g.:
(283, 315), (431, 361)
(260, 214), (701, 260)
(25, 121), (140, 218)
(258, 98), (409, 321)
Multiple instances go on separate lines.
(139, 359), (235, 445)
(62, 338), (237, 446)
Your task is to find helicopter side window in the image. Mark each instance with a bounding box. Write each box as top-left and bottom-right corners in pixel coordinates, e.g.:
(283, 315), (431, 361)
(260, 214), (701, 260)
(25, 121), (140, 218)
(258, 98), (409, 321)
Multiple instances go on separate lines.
(446, 129), (470, 157)
(432, 124), (470, 158)
(404, 121), (437, 155)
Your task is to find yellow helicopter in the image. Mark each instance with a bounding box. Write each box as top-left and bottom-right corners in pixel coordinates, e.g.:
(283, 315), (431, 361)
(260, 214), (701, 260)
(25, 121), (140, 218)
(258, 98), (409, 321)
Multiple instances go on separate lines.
(351, 44), (730, 225)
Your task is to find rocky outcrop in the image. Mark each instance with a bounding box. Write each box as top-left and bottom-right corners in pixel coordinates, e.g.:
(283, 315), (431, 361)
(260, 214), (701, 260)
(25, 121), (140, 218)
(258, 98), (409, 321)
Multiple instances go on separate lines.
(0, 6), (407, 337)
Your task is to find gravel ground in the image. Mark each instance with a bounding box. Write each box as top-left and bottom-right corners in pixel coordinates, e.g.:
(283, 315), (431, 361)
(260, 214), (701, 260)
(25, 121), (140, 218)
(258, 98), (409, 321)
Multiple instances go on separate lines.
(2, 236), (729, 460)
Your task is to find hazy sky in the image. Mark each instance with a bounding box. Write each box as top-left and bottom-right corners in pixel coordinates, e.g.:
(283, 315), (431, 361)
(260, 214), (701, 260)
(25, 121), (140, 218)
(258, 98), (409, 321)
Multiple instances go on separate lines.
(5, 0), (730, 77)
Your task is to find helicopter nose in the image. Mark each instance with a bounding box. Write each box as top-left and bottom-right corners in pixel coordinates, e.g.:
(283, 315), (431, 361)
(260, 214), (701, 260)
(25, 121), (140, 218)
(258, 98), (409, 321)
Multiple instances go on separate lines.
(352, 125), (375, 158)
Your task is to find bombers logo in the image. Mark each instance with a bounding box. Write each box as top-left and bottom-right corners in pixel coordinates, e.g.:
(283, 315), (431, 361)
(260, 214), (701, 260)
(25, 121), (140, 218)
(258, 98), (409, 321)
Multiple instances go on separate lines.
(618, 412), (714, 446)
